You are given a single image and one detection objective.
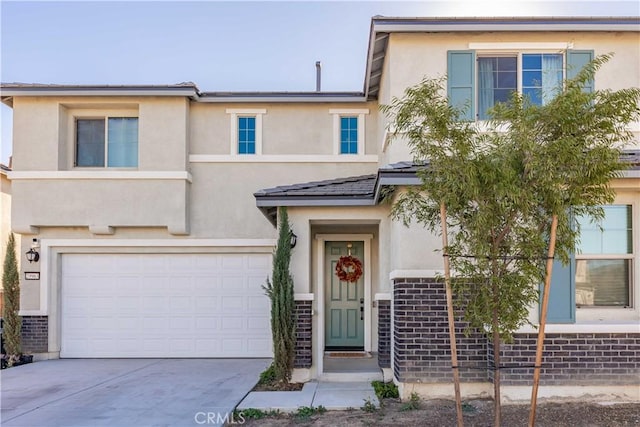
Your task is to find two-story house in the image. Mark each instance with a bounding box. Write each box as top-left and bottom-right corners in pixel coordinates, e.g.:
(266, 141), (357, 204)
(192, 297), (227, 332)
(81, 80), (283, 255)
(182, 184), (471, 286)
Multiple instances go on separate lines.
(2, 16), (638, 402)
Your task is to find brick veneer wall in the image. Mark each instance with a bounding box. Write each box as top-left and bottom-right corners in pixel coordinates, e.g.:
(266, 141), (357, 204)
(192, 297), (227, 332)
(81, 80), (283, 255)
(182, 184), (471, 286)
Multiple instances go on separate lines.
(21, 315), (48, 353)
(294, 300), (312, 368)
(393, 278), (487, 383)
(377, 300), (391, 368)
(495, 333), (640, 385)
(393, 277), (640, 387)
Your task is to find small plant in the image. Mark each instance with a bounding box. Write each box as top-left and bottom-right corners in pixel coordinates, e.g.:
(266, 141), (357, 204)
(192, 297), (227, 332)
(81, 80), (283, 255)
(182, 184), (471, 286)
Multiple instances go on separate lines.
(234, 408), (280, 420)
(258, 364), (277, 385)
(462, 402), (477, 413)
(295, 405), (326, 420)
(400, 392), (421, 411)
(371, 380), (399, 400)
(361, 398), (377, 412)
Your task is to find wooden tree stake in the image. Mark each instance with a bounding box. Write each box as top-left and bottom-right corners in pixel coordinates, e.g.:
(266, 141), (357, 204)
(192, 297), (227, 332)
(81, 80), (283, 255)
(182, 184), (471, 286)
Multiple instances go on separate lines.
(440, 203), (464, 427)
(529, 214), (559, 426)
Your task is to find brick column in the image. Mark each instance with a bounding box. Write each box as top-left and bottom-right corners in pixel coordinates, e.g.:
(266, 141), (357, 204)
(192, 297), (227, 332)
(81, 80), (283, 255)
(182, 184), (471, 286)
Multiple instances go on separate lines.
(377, 300), (391, 368)
(21, 315), (48, 353)
(294, 300), (312, 368)
(393, 278), (487, 383)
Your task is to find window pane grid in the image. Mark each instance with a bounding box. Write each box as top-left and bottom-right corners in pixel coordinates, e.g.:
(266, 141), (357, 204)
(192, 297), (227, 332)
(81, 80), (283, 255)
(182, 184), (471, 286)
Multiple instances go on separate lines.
(340, 116), (358, 154)
(477, 53), (563, 119)
(238, 116), (256, 154)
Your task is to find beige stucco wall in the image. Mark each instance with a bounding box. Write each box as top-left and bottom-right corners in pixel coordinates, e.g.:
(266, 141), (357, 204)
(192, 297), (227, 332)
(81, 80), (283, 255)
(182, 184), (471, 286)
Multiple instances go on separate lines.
(190, 102), (379, 156)
(382, 31), (640, 164)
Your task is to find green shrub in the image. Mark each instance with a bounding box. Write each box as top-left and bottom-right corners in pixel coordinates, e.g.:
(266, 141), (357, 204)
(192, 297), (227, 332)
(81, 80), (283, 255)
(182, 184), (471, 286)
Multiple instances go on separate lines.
(372, 380), (399, 400)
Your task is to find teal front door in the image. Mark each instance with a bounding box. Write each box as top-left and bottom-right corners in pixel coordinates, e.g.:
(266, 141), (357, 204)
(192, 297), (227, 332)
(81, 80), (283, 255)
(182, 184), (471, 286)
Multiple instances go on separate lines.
(325, 241), (365, 349)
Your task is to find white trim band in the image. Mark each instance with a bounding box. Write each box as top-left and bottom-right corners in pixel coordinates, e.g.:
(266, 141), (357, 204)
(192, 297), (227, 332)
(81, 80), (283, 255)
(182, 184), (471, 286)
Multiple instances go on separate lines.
(294, 293), (315, 301)
(189, 154), (379, 163)
(9, 171), (193, 182)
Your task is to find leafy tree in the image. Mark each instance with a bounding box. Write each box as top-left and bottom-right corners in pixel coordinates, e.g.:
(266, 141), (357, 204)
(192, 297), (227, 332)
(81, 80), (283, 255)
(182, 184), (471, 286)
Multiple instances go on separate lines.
(263, 207), (296, 383)
(382, 55), (640, 426)
(3, 233), (22, 362)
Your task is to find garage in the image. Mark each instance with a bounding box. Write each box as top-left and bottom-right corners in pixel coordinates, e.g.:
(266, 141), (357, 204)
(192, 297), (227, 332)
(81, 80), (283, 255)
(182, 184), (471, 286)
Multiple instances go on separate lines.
(60, 253), (273, 358)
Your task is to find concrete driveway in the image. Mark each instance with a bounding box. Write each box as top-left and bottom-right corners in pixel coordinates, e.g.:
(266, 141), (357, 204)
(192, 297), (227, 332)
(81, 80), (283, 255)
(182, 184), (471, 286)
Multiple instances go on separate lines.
(1, 358), (270, 427)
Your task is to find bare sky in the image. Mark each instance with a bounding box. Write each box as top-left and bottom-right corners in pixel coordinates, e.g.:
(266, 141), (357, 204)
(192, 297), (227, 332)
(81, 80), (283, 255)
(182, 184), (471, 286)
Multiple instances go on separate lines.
(1, 0), (639, 164)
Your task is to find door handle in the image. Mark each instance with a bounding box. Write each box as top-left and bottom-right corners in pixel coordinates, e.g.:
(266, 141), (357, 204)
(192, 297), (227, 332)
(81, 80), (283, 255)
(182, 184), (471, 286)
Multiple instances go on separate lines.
(360, 298), (364, 320)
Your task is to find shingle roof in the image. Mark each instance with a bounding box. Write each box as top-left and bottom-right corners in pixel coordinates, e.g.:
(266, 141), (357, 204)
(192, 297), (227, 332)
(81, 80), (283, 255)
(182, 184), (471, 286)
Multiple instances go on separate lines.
(255, 174), (376, 199)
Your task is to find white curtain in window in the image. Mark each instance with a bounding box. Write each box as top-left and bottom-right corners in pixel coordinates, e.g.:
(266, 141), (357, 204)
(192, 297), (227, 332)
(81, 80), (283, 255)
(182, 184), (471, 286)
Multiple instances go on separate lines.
(541, 54), (563, 105)
(107, 118), (138, 167)
(478, 58), (495, 120)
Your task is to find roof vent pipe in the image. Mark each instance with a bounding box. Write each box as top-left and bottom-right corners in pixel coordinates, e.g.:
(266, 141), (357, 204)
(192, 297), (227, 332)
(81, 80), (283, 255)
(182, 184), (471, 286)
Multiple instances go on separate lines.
(315, 61), (321, 92)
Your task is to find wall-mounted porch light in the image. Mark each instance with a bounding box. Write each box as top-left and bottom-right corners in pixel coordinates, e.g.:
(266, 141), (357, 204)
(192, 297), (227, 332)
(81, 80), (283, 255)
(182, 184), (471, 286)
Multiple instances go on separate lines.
(290, 232), (298, 248)
(25, 238), (40, 263)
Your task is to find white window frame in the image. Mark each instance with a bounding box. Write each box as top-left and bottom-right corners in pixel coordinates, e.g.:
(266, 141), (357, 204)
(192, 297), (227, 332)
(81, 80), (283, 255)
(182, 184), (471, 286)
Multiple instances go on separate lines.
(226, 108), (266, 155)
(472, 43), (568, 122)
(576, 197), (638, 323)
(329, 109), (368, 155)
(74, 115), (139, 169)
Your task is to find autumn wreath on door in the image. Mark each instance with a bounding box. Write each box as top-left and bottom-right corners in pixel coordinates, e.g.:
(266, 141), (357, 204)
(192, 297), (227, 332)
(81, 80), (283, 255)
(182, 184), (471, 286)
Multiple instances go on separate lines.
(335, 243), (363, 283)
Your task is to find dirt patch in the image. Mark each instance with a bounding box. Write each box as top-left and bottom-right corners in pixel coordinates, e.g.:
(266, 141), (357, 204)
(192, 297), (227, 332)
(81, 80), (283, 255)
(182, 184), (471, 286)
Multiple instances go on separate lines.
(252, 381), (304, 392)
(238, 399), (640, 426)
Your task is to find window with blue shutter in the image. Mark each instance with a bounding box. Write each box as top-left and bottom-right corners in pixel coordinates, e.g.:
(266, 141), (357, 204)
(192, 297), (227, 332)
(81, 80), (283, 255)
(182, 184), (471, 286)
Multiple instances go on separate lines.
(447, 50), (476, 121)
(567, 50), (595, 93)
(544, 255), (576, 323)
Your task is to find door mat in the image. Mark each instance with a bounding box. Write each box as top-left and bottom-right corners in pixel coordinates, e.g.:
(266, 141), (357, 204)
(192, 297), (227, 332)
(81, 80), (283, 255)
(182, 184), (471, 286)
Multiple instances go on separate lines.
(325, 351), (372, 358)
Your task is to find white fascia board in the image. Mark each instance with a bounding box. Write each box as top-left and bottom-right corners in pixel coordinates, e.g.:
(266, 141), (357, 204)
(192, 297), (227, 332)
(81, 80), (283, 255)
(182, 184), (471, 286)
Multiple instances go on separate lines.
(199, 96), (367, 103)
(378, 176), (422, 186)
(1, 89), (197, 97)
(256, 198), (376, 207)
(9, 171), (192, 182)
(621, 170), (640, 178)
(373, 23), (640, 33)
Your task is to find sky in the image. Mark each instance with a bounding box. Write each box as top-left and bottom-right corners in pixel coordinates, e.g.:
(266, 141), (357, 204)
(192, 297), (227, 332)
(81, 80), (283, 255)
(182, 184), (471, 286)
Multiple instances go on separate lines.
(1, 0), (639, 165)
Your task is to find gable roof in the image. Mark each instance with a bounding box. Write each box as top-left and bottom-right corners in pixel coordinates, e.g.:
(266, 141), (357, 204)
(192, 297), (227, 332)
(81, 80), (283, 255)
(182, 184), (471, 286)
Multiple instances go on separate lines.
(364, 16), (640, 99)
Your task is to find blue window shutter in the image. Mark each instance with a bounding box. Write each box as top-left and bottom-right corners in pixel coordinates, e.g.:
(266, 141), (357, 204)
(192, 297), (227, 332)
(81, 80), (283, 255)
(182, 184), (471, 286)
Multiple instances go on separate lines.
(567, 50), (594, 93)
(543, 254), (576, 323)
(447, 50), (475, 120)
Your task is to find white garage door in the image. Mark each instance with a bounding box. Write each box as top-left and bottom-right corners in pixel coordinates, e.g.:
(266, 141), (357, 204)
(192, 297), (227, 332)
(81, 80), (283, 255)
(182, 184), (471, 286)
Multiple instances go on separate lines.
(61, 253), (273, 358)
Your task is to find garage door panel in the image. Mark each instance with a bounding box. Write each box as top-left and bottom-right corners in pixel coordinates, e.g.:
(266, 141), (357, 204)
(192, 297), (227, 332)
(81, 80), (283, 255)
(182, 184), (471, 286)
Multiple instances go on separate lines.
(61, 253), (272, 358)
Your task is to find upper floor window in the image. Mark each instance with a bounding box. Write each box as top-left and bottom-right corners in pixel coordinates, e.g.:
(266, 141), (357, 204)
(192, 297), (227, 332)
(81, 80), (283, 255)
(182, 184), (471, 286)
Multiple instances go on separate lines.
(575, 205), (633, 307)
(448, 48), (593, 121)
(330, 109), (369, 155)
(76, 117), (138, 167)
(226, 109), (265, 155)
(238, 116), (256, 154)
(340, 116), (358, 154)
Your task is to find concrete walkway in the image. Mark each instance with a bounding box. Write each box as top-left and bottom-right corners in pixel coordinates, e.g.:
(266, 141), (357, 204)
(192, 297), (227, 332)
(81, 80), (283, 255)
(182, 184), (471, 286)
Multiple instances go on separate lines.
(237, 381), (379, 412)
